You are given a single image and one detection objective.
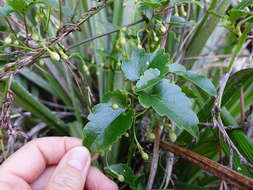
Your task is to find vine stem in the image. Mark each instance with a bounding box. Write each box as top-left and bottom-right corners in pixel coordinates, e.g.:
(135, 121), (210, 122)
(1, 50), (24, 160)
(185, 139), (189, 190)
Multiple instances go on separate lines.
(146, 125), (161, 190)
(67, 19), (145, 50)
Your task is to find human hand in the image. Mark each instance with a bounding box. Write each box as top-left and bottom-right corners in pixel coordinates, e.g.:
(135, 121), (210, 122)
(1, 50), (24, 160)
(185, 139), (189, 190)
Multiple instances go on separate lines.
(0, 137), (118, 190)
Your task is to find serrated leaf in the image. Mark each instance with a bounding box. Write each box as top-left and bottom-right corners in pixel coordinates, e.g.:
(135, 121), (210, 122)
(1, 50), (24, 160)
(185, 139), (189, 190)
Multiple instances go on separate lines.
(168, 64), (217, 96)
(83, 103), (134, 153)
(138, 79), (199, 138)
(105, 164), (143, 189)
(136, 68), (161, 91)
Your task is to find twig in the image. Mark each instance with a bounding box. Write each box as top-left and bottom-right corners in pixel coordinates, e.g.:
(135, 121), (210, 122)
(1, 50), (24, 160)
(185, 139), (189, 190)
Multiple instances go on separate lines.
(160, 141), (253, 190)
(147, 125), (161, 190)
(67, 18), (145, 50)
(212, 71), (253, 169)
(198, 122), (249, 130)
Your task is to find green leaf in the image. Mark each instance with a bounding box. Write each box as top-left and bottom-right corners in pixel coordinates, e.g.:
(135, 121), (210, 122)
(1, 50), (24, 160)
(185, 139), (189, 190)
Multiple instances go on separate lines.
(136, 68), (161, 91)
(168, 63), (186, 73)
(7, 0), (27, 15)
(105, 164), (143, 189)
(139, 0), (167, 8)
(121, 50), (150, 81)
(222, 68), (253, 106)
(177, 72), (217, 97)
(83, 91), (133, 153)
(83, 104), (134, 153)
(138, 79), (199, 138)
(168, 64), (217, 96)
(0, 5), (13, 16)
(102, 90), (128, 107)
(121, 49), (169, 81)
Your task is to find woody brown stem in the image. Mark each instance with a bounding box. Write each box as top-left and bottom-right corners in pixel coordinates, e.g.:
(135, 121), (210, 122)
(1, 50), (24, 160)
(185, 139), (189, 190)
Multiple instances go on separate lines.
(160, 141), (253, 190)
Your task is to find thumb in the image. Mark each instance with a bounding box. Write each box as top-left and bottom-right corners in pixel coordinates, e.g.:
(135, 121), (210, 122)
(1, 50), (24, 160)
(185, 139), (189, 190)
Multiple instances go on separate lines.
(46, 146), (91, 190)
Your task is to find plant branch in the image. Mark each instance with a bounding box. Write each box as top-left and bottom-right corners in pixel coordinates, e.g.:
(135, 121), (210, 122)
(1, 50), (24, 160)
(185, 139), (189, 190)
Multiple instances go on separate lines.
(160, 141), (253, 190)
(67, 18), (145, 50)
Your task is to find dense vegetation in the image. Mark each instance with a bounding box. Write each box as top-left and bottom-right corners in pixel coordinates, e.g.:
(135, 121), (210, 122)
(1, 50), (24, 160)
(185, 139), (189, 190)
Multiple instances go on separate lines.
(1, 0), (253, 189)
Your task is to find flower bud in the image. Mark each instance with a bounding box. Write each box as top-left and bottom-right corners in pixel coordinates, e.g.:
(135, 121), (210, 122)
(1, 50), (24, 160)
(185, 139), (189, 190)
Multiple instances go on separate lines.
(141, 151), (149, 160)
(169, 130), (177, 142)
(4, 36), (12, 44)
(148, 132), (155, 140)
(50, 52), (60, 61)
(160, 25), (166, 33)
(112, 103), (119, 110)
(118, 175), (125, 182)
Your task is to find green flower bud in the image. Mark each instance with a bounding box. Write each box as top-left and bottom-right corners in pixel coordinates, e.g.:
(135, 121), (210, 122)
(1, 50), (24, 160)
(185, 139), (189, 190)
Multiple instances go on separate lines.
(118, 175), (125, 182)
(124, 132), (129, 138)
(160, 25), (166, 33)
(148, 132), (155, 140)
(121, 27), (127, 32)
(154, 36), (159, 42)
(50, 52), (60, 61)
(169, 130), (177, 142)
(112, 103), (119, 110)
(39, 59), (45, 66)
(141, 151), (149, 160)
(120, 37), (126, 45)
(32, 33), (39, 41)
(4, 36), (12, 44)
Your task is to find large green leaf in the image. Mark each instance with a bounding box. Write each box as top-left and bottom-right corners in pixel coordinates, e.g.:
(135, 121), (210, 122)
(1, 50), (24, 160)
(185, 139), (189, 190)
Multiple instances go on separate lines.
(138, 79), (199, 138)
(169, 64), (217, 97)
(83, 90), (134, 153)
(121, 50), (150, 81)
(121, 49), (169, 81)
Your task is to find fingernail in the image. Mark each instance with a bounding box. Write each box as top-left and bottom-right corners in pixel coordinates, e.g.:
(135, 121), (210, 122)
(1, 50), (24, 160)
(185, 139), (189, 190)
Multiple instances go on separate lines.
(67, 147), (90, 171)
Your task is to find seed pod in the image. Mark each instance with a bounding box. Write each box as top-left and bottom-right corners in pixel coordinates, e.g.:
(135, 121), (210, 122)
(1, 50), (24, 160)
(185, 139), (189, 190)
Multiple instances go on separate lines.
(50, 52), (60, 61)
(124, 132), (129, 138)
(112, 103), (119, 110)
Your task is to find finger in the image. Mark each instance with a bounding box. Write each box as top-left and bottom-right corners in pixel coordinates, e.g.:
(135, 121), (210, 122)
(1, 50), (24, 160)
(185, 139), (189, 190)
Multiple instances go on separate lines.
(0, 137), (81, 184)
(85, 167), (118, 190)
(45, 146), (91, 190)
(31, 166), (56, 190)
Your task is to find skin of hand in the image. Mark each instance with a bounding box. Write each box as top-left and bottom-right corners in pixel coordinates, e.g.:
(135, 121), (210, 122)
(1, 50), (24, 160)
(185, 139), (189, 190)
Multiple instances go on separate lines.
(0, 137), (118, 190)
